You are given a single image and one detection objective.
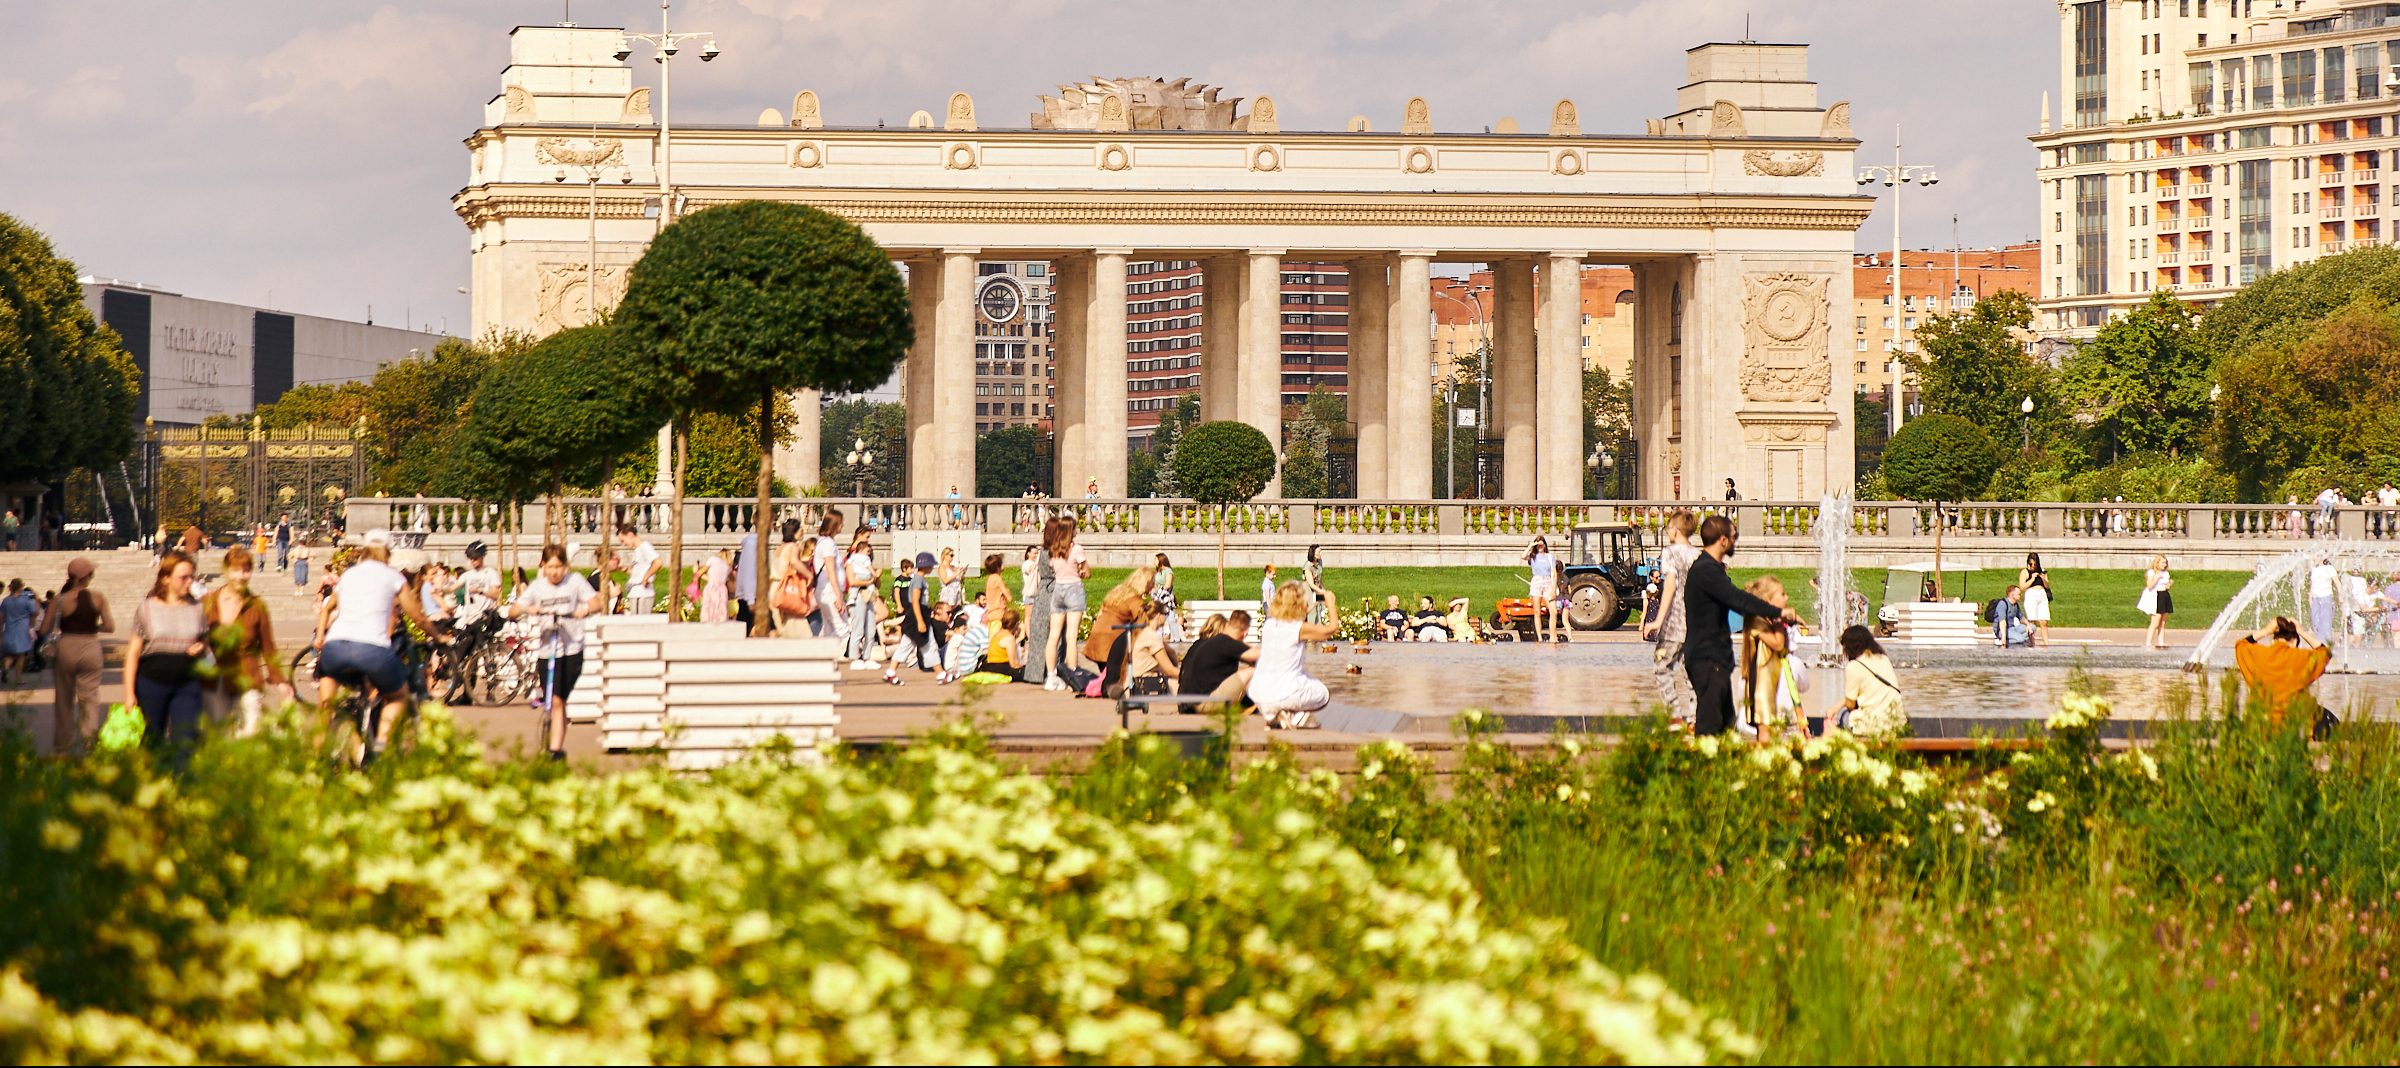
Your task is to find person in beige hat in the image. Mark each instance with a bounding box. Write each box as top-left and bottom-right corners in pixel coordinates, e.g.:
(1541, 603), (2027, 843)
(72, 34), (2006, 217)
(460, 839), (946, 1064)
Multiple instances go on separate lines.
(39, 557), (112, 753)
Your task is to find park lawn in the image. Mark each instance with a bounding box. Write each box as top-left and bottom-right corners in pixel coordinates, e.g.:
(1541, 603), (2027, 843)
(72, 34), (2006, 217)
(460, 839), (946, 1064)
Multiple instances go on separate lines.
(1070, 564), (2251, 630)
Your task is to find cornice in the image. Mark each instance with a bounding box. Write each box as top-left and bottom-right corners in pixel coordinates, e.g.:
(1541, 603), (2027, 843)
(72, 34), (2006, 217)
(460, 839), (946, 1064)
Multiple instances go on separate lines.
(453, 186), (1874, 231)
(466, 122), (1861, 152)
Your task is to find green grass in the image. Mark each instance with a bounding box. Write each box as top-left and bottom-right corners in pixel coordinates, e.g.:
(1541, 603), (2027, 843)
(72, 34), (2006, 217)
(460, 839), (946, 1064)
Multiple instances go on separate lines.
(1067, 564), (2253, 630)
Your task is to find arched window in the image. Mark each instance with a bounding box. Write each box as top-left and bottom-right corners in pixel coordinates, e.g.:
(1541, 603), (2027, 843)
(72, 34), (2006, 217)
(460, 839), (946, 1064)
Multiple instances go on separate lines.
(1668, 283), (1683, 344)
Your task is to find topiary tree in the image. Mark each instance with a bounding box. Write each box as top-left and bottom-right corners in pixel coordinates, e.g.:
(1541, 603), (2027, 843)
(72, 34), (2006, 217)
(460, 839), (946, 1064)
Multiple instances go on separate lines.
(1172, 421), (1278, 598)
(615, 201), (912, 633)
(454, 325), (665, 572)
(1881, 413), (2002, 599)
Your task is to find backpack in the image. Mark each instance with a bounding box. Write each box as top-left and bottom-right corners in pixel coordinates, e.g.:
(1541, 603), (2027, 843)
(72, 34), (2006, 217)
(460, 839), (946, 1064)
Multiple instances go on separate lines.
(1983, 598), (2002, 624)
(774, 561), (816, 618)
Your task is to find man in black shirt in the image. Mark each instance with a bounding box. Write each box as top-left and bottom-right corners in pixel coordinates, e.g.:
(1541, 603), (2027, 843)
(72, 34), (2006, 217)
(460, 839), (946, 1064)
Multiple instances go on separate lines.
(1683, 514), (1800, 736)
(1180, 610), (1258, 706)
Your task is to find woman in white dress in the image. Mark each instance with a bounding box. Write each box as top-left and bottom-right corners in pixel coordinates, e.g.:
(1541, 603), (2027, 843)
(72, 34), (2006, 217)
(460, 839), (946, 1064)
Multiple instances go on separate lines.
(2017, 552), (2052, 648)
(1246, 580), (1341, 729)
(1525, 536), (1561, 644)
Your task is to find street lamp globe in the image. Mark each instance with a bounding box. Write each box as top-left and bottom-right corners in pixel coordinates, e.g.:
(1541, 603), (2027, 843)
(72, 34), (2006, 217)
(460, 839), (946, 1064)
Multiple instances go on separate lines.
(2021, 395), (2035, 415)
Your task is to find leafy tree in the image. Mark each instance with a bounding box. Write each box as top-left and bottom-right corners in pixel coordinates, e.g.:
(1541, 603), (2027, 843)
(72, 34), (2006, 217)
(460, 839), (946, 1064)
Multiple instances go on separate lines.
(1131, 393), (1201, 498)
(242, 334), (533, 496)
(1281, 387), (1347, 499)
(1880, 414), (2000, 598)
(976, 424), (1047, 497)
(0, 213), (141, 485)
(1854, 389), (1889, 492)
(1171, 421), (1277, 597)
(2199, 243), (2400, 355)
(454, 326), (665, 556)
(616, 201), (911, 631)
(1902, 291), (2054, 433)
(613, 403), (797, 499)
(1583, 366), (1634, 499)
(2058, 292), (2213, 461)
(818, 400), (907, 498)
(2213, 301), (2400, 499)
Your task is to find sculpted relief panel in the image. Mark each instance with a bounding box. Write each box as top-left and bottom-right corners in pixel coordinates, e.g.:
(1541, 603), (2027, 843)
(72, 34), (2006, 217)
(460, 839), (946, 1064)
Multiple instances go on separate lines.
(1738, 272), (1832, 404)
(537, 262), (627, 334)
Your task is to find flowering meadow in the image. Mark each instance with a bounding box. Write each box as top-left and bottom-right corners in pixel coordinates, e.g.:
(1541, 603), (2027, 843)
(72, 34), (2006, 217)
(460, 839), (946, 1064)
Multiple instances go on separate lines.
(1, 677), (2397, 1063)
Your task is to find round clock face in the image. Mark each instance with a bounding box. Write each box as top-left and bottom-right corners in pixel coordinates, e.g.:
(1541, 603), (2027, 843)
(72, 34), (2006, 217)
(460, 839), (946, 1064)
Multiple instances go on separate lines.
(979, 277), (1023, 324)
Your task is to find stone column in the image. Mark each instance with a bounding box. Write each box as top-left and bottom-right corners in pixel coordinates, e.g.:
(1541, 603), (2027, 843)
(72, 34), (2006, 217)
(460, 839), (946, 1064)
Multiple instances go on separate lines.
(1086, 250), (1131, 497)
(1201, 256), (1242, 423)
(1537, 252), (1586, 500)
(935, 248), (979, 497)
(772, 388), (822, 491)
(1493, 259), (1537, 501)
(1049, 254), (1090, 495)
(1347, 257), (1391, 498)
(1386, 251), (1435, 499)
(1240, 250), (1285, 496)
(905, 256), (941, 497)
(1684, 254), (1725, 501)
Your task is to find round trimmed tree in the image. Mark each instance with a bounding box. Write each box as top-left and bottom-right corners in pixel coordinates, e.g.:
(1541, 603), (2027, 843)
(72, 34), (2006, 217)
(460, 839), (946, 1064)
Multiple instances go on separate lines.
(1882, 413), (2002, 599)
(615, 201), (911, 633)
(455, 325), (665, 565)
(1172, 421), (1278, 598)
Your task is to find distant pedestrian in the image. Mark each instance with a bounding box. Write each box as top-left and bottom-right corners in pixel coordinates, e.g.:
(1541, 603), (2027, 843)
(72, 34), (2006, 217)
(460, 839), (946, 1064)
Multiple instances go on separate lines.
(1246, 581), (1339, 729)
(1640, 510), (1701, 725)
(2286, 495), (2308, 539)
(812, 510), (847, 640)
(1259, 562), (1277, 607)
(126, 552), (207, 749)
(2018, 552), (2052, 647)
(274, 513), (293, 571)
(841, 532), (880, 668)
(1302, 544), (1331, 625)
(615, 528), (659, 615)
(1151, 553), (1183, 643)
(1682, 514), (1800, 737)
(2141, 554), (2175, 651)
(2308, 556), (2338, 645)
(40, 558), (111, 753)
(1042, 516), (1090, 690)
(1524, 536), (1560, 644)
(0, 509), (17, 552)
(1723, 479), (1741, 502)
(0, 580), (38, 684)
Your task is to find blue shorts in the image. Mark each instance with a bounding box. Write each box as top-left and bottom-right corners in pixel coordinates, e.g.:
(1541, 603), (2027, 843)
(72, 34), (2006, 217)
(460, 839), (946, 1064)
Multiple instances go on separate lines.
(1053, 581), (1087, 613)
(318, 639), (405, 695)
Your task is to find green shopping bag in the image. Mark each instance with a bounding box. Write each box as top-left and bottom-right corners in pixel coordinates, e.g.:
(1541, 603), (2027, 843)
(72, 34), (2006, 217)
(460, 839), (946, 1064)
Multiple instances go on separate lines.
(96, 703), (145, 752)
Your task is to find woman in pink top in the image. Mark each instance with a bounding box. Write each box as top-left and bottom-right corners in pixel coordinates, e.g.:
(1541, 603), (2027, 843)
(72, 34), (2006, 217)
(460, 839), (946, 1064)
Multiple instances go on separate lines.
(1042, 517), (1091, 689)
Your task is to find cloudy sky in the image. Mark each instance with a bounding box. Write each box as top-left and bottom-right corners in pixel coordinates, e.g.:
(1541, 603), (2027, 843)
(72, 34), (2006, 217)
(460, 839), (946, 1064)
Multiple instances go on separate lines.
(5, 0), (2054, 333)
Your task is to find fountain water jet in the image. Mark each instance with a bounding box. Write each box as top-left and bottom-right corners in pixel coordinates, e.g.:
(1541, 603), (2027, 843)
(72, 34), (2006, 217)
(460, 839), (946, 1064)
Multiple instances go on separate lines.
(1812, 493), (1854, 665)
(2187, 539), (2400, 674)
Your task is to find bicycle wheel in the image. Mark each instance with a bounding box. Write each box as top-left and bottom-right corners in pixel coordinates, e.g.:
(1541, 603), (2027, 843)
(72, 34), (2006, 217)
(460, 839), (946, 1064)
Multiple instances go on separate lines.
(474, 645), (534, 705)
(288, 646), (319, 691)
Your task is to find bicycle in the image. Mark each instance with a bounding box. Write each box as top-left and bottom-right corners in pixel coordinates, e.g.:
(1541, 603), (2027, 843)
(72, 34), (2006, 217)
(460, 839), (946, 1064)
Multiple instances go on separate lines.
(304, 628), (445, 766)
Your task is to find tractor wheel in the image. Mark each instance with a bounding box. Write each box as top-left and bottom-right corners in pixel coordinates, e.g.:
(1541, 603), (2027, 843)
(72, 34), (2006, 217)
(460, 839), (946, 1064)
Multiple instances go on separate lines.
(1566, 578), (1620, 630)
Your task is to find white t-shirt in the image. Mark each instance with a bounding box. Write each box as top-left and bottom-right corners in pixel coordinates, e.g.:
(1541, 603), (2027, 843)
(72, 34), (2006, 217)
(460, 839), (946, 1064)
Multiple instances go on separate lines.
(2310, 563), (2338, 598)
(814, 538), (844, 599)
(458, 565), (501, 601)
(325, 560), (408, 648)
(1658, 541), (1702, 642)
(844, 550), (877, 597)
(2381, 487), (2399, 508)
(513, 573), (597, 656)
(624, 540), (661, 586)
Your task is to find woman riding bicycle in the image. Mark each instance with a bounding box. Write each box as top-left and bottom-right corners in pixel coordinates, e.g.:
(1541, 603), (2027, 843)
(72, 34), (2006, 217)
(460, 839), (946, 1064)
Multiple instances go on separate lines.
(310, 531), (448, 753)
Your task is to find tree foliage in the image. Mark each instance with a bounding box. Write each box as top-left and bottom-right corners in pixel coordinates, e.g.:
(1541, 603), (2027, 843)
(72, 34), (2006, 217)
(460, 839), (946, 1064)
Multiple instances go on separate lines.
(976, 425), (1046, 498)
(1130, 393), (1200, 498)
(2058, 292), (2213, 459)
(0, 214), (141, 482)
(453, 326), (665, 502)
(1881, 414), (2001, 504)
(1583, 366), (1635, 498)
(244, 334), (532, 496)
(1901, 291), (2052, 432)
(1281, 388), (1347, 499)
(2198, 242), (2400, 356)
(818, 400), (906, 498)
(2213, 300), (2400, 498)
(1173, 421), (1277, 506)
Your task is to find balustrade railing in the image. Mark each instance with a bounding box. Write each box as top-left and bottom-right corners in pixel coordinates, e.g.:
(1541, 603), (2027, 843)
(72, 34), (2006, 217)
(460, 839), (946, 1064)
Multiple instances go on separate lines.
(342, 497), (2400, 546)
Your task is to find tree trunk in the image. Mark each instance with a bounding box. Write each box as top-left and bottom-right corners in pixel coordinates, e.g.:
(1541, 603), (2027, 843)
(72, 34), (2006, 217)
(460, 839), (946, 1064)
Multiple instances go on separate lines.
(1932, 501), (1945, 601)
(548, 481), (563, 549)
(1215, 504), (1227, 599)
(597, 457), (616, 615)
(752, 383), (776, 637)
(666, 420), (688, 622)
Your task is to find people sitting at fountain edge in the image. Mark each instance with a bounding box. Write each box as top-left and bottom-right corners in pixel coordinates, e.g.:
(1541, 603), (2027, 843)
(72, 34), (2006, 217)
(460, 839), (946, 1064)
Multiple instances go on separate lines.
(2233, 616), (2331, 726)
(1987, 585), (2031, 648)
(1378, 595), (1408, 641)
(1835, 625), (1906, 739)
(1180, 612), (1257, 709)
(1247, 581), (1340, 729)
(1449, 598), (1484, 643)
(1410, 596), (1453, 641)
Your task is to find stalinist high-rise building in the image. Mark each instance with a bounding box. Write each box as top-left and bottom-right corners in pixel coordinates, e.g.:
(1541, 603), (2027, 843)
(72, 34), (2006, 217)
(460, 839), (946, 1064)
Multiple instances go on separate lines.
(2032, 0), (2400, 338)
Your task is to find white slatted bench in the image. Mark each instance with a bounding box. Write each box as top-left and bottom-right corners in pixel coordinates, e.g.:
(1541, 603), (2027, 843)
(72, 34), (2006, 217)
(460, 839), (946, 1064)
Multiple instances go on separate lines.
(1180, 599), (1263, 644)
(596, 623), (843, 769)
(565, 613), (664, 724)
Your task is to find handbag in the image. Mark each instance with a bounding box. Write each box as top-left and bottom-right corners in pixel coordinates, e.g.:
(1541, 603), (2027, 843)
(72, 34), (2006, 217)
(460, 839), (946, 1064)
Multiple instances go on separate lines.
(2137, 588), (2158, 615)
(773, 568), (815, 617)
(97, 703), (145, 751)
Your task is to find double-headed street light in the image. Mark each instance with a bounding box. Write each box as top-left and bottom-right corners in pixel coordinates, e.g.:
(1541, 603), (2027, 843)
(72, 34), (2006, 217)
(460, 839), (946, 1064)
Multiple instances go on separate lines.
(1858, 124), (1941, 439)
(618, 1), (720, 496)
(846, 437), (876, 499)
(552, 155), (634, 325)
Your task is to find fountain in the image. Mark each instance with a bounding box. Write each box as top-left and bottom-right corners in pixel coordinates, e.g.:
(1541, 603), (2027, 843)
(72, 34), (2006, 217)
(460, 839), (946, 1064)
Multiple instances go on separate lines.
(2187, 540), (2400, 674)
(1812, 493), (1855, 663)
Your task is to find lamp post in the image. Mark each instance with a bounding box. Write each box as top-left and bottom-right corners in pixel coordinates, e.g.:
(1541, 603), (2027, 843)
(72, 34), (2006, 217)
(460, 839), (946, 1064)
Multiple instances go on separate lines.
(2020, 394), (2035, 451)
(1585, 444), (1614, 500)
(1858, 124), (1941, 438)
(846, 437), (875, 500)
(551, 151), (633, 325)
(616, 1), (720, 496)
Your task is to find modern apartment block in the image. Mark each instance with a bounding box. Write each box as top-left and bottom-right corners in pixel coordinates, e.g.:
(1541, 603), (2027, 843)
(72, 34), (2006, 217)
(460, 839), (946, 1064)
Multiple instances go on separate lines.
(2033, 0), (2400, 337)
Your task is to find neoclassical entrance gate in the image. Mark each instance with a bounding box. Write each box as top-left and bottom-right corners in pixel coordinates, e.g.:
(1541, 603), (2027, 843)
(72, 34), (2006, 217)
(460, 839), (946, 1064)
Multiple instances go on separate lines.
(456, 30), (1870, 500)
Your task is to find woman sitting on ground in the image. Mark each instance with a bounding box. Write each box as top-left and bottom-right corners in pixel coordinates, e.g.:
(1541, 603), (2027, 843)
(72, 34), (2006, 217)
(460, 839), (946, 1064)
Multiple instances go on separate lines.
(1834, 625), (1905, 738)
(2233, 615), (2330, 725)
(1179, 612), (1258, 709)
(1081, 566), (1156, 672)
(980, 605), (1024, 680)
(1113, 601), (1181, 698)
(1247, 581), (1341, 729)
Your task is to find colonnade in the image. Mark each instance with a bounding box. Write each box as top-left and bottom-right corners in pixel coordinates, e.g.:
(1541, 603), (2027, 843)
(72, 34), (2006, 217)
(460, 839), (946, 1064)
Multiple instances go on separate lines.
(865, 249), (1599, 501)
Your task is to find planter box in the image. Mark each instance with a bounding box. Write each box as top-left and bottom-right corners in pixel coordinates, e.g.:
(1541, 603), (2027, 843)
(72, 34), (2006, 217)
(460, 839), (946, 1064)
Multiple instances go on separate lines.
(1892, 602), (1982, 647)
(595, 624), (842, 768)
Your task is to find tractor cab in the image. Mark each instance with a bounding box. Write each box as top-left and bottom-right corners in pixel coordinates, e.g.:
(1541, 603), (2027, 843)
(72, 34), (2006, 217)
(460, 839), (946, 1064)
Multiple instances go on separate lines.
(1562, 523), (1650, 631)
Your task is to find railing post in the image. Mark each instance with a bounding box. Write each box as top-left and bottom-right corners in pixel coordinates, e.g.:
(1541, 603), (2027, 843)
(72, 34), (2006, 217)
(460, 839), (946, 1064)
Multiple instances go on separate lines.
(1290, 503), (1316, 535)
(2340, 506), (2367, 540)
(1138, 502), (1164, 535)
(1736, 504), (1763, 540)
(1438, 503), (1464, 537)
(2188, 505), (2216, 540)
(2036, 503), (2064, 539)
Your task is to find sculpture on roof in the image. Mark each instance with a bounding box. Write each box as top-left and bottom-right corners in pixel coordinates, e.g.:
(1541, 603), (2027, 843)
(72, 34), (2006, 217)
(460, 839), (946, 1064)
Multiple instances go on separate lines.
(1033, 77), (1248, 131)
